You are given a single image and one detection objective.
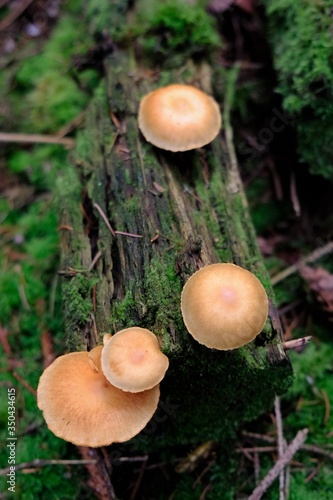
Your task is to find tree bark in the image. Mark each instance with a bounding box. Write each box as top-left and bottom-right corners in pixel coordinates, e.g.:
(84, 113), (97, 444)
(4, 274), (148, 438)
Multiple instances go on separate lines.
(57, 0), (292, 458)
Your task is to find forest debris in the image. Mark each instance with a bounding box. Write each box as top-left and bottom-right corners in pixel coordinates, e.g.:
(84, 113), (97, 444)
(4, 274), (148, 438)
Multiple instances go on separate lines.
(129, 456), (148, 500)
(79, 447), (116, 500)
(0, 0), (34, 31)
(282, 336), (312, 351)
(300, 265), (333, 319)
(0, 132), (75, 148)
(153, 181), (165, 193)
(94, 203), (116, 237)
(12, 371), (37, 397)
(0, 458), (97, 476)
(305, 461), (323, 483)
(176, 441), (216, 473)
(41, 330), (56, 369)
(290, 170), (301, 217)
(274, 395), (286, 500)
(270, 241), (333, 285)
(248, 428), (308, 500)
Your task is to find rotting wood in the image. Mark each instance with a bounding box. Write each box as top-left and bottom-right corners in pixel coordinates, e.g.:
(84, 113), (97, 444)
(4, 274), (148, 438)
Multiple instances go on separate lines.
(56, 0), (293, 462)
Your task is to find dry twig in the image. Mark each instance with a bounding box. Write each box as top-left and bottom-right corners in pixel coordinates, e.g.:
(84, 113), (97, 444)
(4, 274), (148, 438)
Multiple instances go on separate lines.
(248, 429), (308, 500)
(0, 132), (75, 148)
(282, 336), (311, 351)
(0, 458), (96, 475)
(271, 241), (333, 285)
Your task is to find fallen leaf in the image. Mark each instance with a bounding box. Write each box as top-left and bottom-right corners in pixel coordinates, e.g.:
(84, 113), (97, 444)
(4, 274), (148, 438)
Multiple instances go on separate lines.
(300, 265), (333, 319)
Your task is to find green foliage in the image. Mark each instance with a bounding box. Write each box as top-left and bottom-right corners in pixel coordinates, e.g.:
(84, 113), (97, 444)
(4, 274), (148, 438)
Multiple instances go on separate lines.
(8, 145), (69, 190)
(8, 14), (98, 133)
(134, 0), (220, 66)
(246, 341), (333, 499)
(0, 2), (98, 496)
(0, 194), (84, 498)
(264, 0), (333, 177)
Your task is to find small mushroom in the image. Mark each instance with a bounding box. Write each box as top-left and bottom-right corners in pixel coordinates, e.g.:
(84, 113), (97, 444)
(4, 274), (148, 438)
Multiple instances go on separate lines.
(180, 263), (269, 350)
(101, 327), (169, 393)
(138, 84), (222, 152)
(37, 346), (160, 447)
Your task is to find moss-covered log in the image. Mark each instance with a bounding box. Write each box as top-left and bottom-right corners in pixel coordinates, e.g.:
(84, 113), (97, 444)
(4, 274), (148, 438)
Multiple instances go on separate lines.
(56, 0), (292, 486)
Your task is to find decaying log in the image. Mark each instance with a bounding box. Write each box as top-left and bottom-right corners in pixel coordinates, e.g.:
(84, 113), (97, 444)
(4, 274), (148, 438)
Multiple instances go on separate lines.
(56, 0), (293, 453)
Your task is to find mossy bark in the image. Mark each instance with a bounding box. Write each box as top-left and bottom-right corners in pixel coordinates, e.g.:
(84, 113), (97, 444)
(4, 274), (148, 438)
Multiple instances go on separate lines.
(57, 0), (292, 468)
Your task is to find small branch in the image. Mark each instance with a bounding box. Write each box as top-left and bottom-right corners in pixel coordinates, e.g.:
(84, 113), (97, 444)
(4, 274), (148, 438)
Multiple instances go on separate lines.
(114, 230), (143, 238)
(248, 429), (308, 500)
(283, 336), (312, 351)
(0, 132), (75, 148)
(0, 0), (34, 31)
(0, 458), (97, 475)
(274, 395), (285, 500)
(12, 371), (37, 397)
(94, 203), (116, 237)
(236, 446), (277, 453)
(302, 444), (333, 461)
(271, 241), (333, 285)
(129, 456), (148, 500)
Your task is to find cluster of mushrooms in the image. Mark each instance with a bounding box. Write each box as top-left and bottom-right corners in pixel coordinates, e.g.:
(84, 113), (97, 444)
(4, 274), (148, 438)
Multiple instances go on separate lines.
(37, 84), (269, 448)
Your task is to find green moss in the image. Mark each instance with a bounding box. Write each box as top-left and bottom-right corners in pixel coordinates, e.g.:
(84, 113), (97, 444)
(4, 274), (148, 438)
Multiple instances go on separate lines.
(62, 273), (98, 351)
(111, 287), (138, 330)
(265, 0), (333, 177)
(9, 13), (97, 134)
(144, 256), (183, 343)
(87, 0), (129, 37)
(131, 0), (220, 67)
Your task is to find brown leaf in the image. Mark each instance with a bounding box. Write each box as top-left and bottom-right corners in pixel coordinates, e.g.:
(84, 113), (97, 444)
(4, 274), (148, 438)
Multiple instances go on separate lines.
(300, 265), (333, 318)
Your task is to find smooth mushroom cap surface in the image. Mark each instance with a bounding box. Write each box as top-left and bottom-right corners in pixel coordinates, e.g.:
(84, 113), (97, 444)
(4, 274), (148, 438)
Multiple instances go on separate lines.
(138, 84), (222, 152)
(37, 346), (160, 447)
(181, 263), (269, 350)
(101, 327), (169, 393)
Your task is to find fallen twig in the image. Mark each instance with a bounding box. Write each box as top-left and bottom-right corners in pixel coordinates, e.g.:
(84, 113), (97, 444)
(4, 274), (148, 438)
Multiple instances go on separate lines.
(0, 0), (34, 31)
(274, 395), (285, 500)
(248, 429), (308, 500)
(282, 336), (312, 351)
(0, 132), (75, 148)
(94, 203), (116, 237)
(271, 241), (333, 285)
(0, 458), (97, 475)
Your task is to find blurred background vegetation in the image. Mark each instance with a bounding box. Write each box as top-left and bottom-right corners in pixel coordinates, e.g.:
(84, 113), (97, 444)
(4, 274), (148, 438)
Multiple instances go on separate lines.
(0, 0), (332, 498)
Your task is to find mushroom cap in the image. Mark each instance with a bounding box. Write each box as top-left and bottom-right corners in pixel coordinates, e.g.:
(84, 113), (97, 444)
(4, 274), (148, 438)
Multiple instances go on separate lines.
(101, 327), (169, 393)
(180, 263), (269, 350)
(138, 84), (222, 152)
(37, 346), (160, 447)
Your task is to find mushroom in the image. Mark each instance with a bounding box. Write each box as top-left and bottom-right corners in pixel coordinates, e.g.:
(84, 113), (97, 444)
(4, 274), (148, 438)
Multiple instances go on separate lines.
(138, 84), (222, 152)
(180, 263), (269, 350)
(101, 327), (169, 393)
(37, 345), (160, 447)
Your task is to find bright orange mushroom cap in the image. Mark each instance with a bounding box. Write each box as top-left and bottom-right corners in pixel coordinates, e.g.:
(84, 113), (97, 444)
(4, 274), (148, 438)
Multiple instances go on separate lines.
(180, 263), (269, 350)
(138, 84), (222, 152)
(101, 327), (169, 393)
(37, 346), (160, 447)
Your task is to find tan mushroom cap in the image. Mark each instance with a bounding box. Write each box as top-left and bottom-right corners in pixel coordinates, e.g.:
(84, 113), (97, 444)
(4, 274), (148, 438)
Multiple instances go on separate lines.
(101, 327), (169, 393)
(138, 84), (222, 152)
(181, 263), (269, 350)
(37, 346), (160, 447)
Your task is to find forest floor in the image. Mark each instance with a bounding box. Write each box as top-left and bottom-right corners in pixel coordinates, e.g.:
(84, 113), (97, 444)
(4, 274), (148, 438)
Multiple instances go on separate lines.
(0, 1), (332, 499)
